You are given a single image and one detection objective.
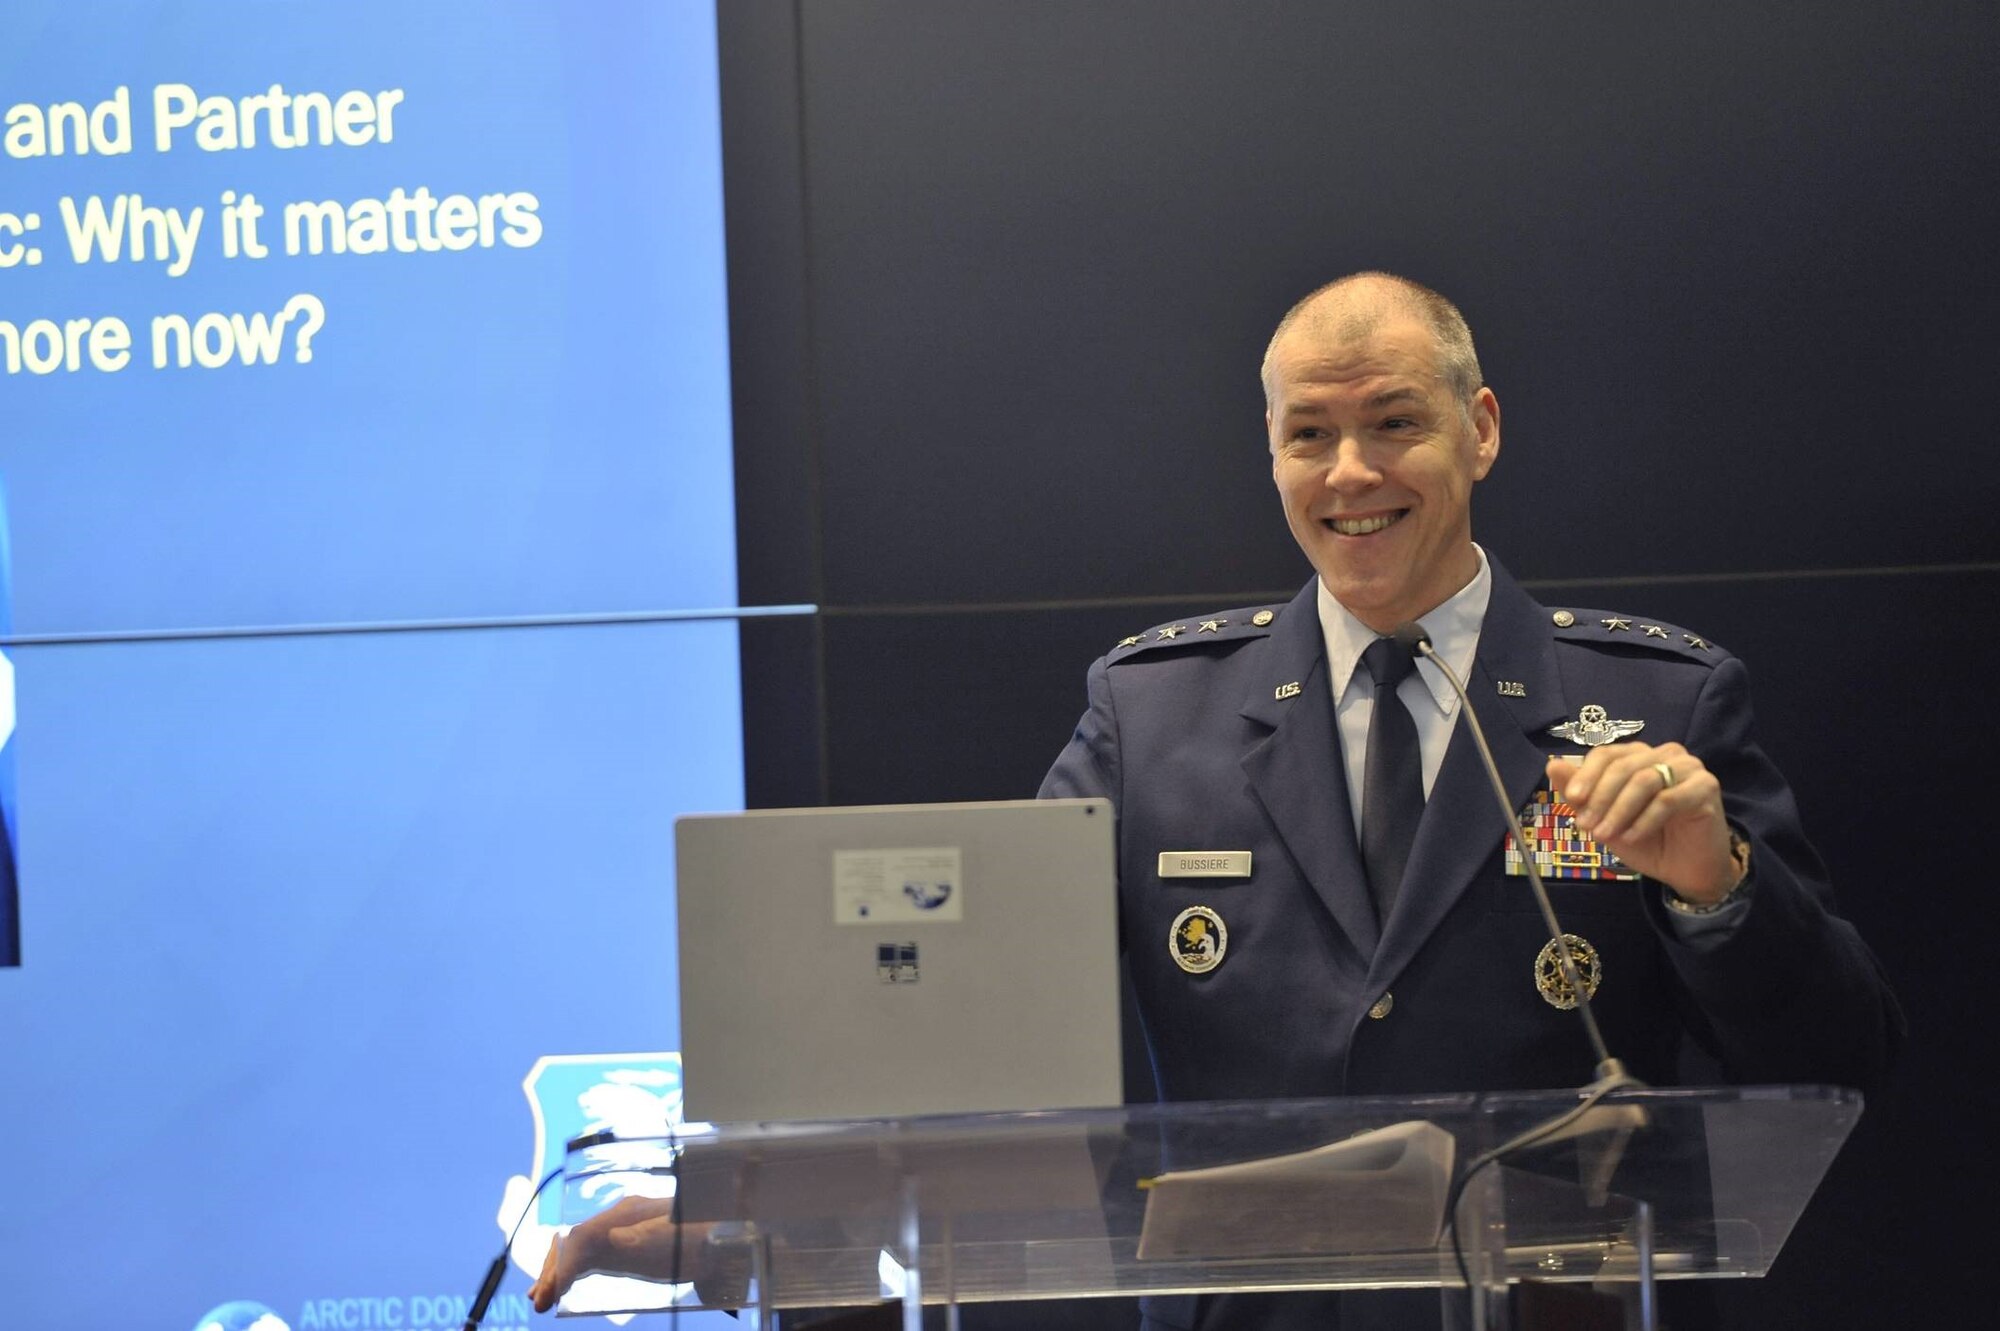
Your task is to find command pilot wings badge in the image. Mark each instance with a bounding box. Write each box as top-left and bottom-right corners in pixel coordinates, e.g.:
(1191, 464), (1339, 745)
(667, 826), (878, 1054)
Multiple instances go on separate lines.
(1547, 704), (1644, 747)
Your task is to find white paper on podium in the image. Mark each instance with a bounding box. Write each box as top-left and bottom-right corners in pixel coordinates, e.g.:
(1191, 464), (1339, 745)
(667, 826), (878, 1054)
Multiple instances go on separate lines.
(1136, 1119), (1456, 1260)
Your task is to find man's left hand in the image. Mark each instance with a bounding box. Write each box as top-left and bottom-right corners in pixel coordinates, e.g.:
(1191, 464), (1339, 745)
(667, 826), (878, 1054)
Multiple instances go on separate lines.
(1546, 744), (1739, 905)
(528, 1196), (697, 1313)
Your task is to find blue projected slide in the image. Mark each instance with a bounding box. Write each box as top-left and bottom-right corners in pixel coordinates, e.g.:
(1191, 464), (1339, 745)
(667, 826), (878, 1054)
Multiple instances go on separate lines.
(0, 4), (743, 1329)
(8, 623), (744, 1327)
(3, 0), (736, 634)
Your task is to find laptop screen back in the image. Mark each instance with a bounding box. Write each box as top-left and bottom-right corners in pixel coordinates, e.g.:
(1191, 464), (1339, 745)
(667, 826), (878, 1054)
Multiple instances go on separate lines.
(674, 798), (1122, 1121)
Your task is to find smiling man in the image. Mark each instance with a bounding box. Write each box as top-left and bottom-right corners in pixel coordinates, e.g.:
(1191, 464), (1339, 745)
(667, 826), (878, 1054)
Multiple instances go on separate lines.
(1264, 277), (1497, 636)
(1039, 271), (1901, 1330)
(528, 276), (1901, 1331)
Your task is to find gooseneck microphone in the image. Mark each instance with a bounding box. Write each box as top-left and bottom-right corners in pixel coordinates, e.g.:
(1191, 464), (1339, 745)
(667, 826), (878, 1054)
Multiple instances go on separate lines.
(1390, 622), (1636, 1090)
(1395, 622), (1648, 1292)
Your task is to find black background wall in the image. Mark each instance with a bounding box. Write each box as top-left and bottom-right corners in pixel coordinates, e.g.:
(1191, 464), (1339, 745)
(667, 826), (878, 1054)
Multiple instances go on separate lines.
(718, 2), (1998, 1322)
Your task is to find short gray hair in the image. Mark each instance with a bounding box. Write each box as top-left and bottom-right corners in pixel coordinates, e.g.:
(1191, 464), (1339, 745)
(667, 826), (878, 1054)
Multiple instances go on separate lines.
(1260, 271), (1484, 408)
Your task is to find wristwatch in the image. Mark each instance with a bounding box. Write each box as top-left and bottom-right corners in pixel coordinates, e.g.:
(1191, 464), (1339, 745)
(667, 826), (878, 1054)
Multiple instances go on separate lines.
(1663, 830), (1754, 915)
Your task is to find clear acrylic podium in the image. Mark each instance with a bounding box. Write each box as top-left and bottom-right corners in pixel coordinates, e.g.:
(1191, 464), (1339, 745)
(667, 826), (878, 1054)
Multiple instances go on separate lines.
(556, 1085), (1859, 1329)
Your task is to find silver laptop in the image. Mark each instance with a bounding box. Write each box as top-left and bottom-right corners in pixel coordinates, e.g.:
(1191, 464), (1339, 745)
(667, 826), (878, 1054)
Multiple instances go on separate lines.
(674, 798), (1122, 1122)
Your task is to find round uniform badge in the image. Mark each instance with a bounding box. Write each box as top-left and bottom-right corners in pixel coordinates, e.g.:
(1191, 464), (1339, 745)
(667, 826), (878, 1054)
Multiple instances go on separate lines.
(1169, 906), (1227, 974)
(1534, 933), (1602, 1009)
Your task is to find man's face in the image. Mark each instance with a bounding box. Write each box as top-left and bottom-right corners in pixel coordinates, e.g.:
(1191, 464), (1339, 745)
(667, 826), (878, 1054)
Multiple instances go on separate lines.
(1265, 315), (1500, 632)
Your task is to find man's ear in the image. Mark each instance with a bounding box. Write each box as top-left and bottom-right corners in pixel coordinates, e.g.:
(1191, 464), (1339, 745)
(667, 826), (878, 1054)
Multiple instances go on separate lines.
(1470, 387), (1501, 480)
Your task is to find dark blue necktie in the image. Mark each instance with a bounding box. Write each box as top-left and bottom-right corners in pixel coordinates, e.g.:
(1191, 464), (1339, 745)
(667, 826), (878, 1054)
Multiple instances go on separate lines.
(1360, 636), (1424, 925)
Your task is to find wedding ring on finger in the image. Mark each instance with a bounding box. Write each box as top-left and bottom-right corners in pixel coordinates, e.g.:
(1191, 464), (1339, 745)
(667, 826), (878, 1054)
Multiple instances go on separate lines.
(1653, 761), (1676, 790)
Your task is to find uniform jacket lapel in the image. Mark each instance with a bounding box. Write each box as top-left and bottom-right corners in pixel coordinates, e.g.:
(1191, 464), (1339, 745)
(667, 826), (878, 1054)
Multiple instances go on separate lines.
(1239, 580), (1381, 960)
(1368, 560), (1572, 991)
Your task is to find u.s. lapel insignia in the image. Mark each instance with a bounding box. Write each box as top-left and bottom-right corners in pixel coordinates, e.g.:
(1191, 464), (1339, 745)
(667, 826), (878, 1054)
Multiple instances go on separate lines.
(1169, 906), (1227, 974)
(1274, 681), (1302, 700)
(1497, 680), (1527, 698)
(1547, 704), (1644, 747)
(1506, 786), (1642, 881)
(1534, 934), (1601, 1009)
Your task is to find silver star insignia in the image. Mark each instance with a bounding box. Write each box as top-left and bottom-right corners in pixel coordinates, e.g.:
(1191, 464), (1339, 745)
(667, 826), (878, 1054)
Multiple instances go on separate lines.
(1197, 619), (1227, 633)
(1642, 625), (1669, 638)
(1548, 704), (1646, 747)
(1683, 633), (1711, 651)
(1117, 635), (1144, 648)
(1602, 617), (1632, 632)
(1156, 625), (1185, 639)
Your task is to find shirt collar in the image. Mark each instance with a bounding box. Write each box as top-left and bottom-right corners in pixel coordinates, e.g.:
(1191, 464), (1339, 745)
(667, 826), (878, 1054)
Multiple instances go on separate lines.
(1317, 544), (1492, 718)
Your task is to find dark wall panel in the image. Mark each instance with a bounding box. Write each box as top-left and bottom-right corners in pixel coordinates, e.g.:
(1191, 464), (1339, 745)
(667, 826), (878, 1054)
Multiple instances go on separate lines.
(819, 599), (1239, 805)
(791, 1), (1999, 607)
(720, 1), (1998, 1321)
(737, 615), (826, 810)
(720, 0), (821, 610)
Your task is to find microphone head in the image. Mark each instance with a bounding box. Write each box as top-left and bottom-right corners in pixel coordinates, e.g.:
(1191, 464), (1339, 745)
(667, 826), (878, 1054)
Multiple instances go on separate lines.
(1391, 621), (1433, 656)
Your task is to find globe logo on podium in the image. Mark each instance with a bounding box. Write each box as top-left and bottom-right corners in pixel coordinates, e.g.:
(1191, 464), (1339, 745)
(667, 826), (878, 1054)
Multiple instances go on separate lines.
(192, 1301), (290, 1331)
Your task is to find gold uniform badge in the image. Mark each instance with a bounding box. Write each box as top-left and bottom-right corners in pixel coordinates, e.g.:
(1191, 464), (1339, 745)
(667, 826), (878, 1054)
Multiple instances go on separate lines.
(1534, 934), (1602, 1010)
(1169, 906), (1227, 975)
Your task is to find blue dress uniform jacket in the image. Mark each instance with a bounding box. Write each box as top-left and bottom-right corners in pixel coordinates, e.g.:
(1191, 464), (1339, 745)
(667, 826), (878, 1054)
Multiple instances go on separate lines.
(1038, 558), (1900, 1330)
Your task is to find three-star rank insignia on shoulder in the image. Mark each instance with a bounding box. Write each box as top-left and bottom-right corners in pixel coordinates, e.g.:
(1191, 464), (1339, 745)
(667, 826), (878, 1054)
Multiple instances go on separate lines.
(1108, 604), (1282, 659)
(1505, 785), (1642, 881)
(1548, 609), (1727, 660)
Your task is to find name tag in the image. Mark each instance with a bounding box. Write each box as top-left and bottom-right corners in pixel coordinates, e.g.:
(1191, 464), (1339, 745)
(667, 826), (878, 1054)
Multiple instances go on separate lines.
(1158, 851), (1252, 879)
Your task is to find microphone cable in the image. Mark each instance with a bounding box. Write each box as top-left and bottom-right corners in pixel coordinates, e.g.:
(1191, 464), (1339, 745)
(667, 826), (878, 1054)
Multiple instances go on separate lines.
(1438, 1065), (1644, 1295)
(463, 1122), (693, 1330)
(463, 1166), (562, 1331)
(462, 1119), (696, 1327)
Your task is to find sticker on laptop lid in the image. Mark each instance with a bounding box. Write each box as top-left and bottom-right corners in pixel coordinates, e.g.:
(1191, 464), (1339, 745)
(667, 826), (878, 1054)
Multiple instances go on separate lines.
(835, 847), (965, 923)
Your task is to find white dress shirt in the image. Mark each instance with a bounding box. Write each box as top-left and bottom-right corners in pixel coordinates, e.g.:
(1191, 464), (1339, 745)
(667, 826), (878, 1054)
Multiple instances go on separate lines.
(1318, 545), (1491, 837)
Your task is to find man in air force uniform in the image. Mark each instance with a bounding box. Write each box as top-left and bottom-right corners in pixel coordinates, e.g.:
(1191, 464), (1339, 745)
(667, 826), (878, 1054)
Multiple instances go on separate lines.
(530, 275), (1900, 1331)
(1039, 272), (1900, 1330)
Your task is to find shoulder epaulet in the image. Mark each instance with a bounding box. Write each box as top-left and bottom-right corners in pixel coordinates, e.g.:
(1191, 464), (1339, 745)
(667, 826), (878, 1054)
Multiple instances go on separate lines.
(1545, 607), (1732, 663)
(1106, 603), (1285, 662)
